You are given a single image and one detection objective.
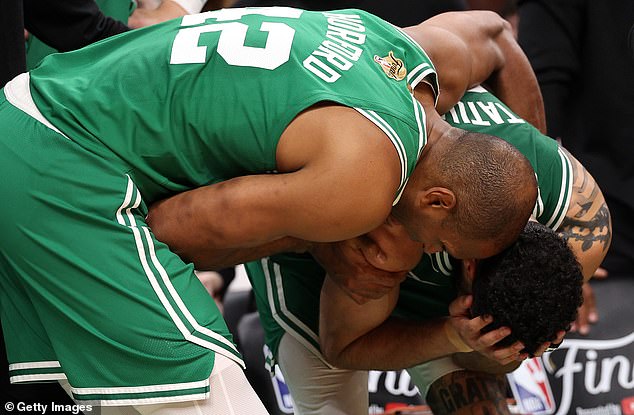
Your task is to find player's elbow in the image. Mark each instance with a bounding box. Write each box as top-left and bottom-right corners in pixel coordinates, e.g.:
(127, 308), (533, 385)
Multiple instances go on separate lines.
(319, 325), (356, 369)
(320, 338), (350, 369)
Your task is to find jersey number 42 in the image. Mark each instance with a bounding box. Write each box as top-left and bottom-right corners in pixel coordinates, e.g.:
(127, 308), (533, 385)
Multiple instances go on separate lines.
(170, 8), (302, 70)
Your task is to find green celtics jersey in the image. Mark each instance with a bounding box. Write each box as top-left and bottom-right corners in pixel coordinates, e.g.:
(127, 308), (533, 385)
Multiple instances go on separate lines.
(245, 86), (574, 366)
(28, 7), (436, 202)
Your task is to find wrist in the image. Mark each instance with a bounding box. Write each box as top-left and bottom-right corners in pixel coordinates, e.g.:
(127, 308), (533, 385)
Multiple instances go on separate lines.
(444, 319), (473, 353)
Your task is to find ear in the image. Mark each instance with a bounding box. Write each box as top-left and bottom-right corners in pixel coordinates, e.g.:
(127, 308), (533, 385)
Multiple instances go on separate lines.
(419, 187), (456, 210)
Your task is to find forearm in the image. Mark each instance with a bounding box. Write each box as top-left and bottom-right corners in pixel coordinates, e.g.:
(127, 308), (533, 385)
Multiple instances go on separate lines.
(563, 223), (610, 282)
(325, 316), (464, 370)
(485, 19), (546, 133)
(146, 175), (315, 268)
(180, 237), (311, 271)
(406, 11), (546, 131)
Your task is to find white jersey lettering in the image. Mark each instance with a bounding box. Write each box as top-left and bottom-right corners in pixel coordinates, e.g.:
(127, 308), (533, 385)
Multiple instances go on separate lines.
(477, 101), (505, 124)
(303, 12), (366, 83)
(467, 101), (491, 126)
(313, 44), (353, 70)
(322, 39), (362, 61)
(495, 102), (526, 124)
(303, 55), (341, 82)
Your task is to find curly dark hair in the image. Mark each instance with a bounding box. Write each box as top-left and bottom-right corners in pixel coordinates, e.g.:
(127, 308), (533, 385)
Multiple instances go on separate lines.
(471, 221), (584, 356)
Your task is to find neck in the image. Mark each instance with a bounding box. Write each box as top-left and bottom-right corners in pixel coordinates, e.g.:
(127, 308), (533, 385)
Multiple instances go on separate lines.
(422, 112), (462, 161)
(415, 86), (457, 148)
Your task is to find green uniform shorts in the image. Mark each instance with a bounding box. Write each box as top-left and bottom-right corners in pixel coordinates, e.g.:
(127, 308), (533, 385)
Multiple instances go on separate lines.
(0, 90), (243, 406)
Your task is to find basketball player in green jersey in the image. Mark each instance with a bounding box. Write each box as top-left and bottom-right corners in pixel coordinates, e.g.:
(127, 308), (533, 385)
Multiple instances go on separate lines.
(243, 87), (610, 415)
(0, 8), (540, 413)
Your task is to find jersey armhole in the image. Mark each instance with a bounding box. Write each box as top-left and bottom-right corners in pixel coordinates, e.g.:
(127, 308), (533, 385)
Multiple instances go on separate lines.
(537, 145), (573, 231)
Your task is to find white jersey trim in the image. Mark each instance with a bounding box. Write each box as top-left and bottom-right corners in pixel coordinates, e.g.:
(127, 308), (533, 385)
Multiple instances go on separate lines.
(533, 172), (545, 219)
(354, 108), (407, 205)
(545, 147), (573, 230)
(116, 176), (245, 369)
(71, 379), (209, 395)
(3, 73), (69, 140)
(406, 271), (443, 286)
(75, 393), (209, 406)
(261, 258), (332, 368)
(11, 374), (67, 383)
(9, 361), (61, 370)
(412, 95), (427, 158)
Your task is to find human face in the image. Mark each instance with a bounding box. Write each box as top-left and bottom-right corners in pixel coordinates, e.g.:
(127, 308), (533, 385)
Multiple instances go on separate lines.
(395, 213), (501, 260)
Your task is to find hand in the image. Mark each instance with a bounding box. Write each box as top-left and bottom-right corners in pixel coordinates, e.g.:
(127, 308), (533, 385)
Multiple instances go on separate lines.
(446, 295), (528, 366)
(451, 328), (566, 375)
(570, 281), (600, 335)
(363, 215), (424, 272)
(195, 270), (225, 313)
(311, 240), (407, 305)
(570, 267), (607, 335)
(128, 0), (188, 29)
(534, 330), (566, 356)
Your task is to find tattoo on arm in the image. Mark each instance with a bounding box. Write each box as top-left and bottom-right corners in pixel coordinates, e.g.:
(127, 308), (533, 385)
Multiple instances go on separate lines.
(426, 371), (511, 415)
(558, 148), (612, 253)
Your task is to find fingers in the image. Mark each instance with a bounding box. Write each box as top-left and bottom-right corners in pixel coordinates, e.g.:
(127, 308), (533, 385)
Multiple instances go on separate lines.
(534, 330), (566, 356)
(474, 324), (509, 347)
(467, 331), (526, 365)
(553, 330), (566, 344)
(448, 294), (473, 318)
(490, 341), (527, 365)
(571, 282), (597, 335)
(448, 310), (531, 366)
(584, 283), (599, 324)
(593, 267), (609, 279)
(571, 302), (588, 335)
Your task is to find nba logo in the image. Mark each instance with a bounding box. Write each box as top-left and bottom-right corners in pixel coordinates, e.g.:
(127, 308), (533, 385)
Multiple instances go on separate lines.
(271, 365), (295, 414)
(507, 357), (556, 414)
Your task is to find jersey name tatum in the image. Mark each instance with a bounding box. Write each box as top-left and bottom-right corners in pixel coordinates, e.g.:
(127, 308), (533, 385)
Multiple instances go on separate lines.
(303, 13), (366, 83)
(444, 98), (526, 126)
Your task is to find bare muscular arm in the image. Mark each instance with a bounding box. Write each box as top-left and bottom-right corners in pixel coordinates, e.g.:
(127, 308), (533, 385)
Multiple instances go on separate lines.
(557, 148), (612, 281)
(147, 105), (401, 270)
(319, 276), (465, 370)
(404, 11), (546, 133)
(319, 276), (523, 370)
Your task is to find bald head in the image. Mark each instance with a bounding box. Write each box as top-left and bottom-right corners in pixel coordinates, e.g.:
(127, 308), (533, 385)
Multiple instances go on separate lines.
(395, 129), (537, 255)
(438, 131), (537, 247)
